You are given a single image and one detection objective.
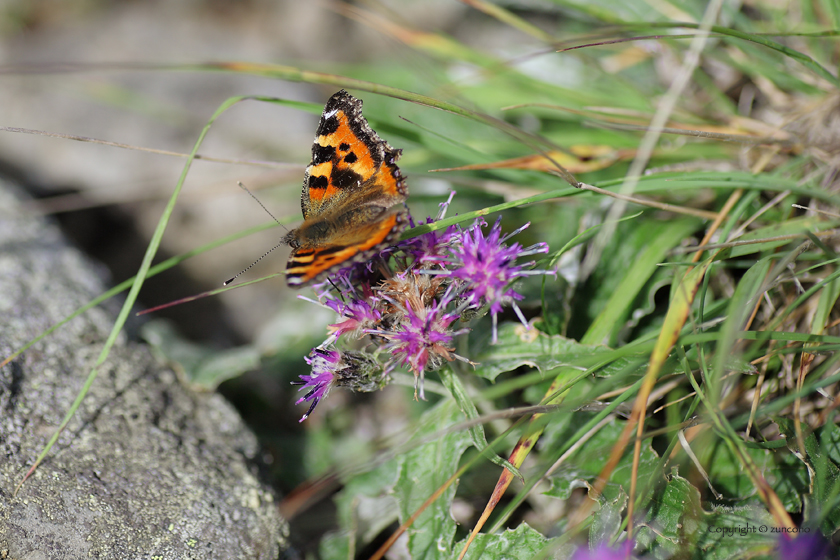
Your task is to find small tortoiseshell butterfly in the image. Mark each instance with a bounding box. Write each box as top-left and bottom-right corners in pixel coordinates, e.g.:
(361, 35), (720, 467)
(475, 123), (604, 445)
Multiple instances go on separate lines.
(282, 90), (409, 287)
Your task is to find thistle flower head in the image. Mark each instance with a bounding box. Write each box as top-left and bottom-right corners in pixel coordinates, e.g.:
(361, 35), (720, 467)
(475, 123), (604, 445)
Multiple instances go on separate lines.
(293, 193), (552, 419)
(292, 348), (341, 422)
(325, 293), (382, 340)
(292, 348), (384, 422)
(380, 284), (463, 399)
(444, 217), (552, 342)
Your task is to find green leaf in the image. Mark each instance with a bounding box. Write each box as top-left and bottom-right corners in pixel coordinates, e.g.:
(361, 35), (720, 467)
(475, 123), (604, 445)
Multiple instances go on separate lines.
(636, 475), (699, 559)
(393, 400), (474, 559)
(775, 418), (840, 534)
(702, 430), (809, 513)
(439, 368), (522, 479)
(638, 473), (778, 559)
(319, 532), (352, 560)
(710, 256), (772, 402)
(458, 523), (551, 560)
(141, 319), (260, 390)
(471, 323), (615, 382)
(544, 418), (660, 502)
(811, 274), (840, 337)
(695, 502), (777, 559)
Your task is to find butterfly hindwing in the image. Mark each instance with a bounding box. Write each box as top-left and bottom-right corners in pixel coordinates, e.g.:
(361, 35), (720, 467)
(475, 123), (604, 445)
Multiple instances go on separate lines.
(285, 206), (408, 286)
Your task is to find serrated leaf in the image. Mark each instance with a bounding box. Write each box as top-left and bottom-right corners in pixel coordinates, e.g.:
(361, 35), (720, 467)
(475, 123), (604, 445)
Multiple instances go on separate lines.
(637, 475), (699, 559)
(457, 522), (551, 560)
(393, 400), (474, 559)
(591, 484), (628, 546)
(775, 418), (840, 534)
(636, 473), (779, 559)
(695, 503), (777, 559)
(471, 323), (617, 382)
(545, 418), (660, 502)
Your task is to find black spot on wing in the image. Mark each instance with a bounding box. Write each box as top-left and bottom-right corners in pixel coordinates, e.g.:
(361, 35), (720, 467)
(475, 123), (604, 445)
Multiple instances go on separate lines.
(332, 168), (363, 189)
(312, 144), (335, 165)
(308, 175), (329, 190)
(339, 143), (350, 152)
(317, 114), (340, 136)
(343, 152), (358, 164)
(317, 245), (352, 256)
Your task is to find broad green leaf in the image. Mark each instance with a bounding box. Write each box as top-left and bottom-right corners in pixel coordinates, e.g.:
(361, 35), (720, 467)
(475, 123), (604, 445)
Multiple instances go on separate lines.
(591, 483), (628, 547)
(638, 473), (778, 559)
(636, 475), (700, 559)
(775, 418), (840, 534)
(471, 323), (616, 382)
(393, 400), (473, 559)
(696, 496), (777, 559)
(458, 523), (551, 560)
(545, 418), (660, 501)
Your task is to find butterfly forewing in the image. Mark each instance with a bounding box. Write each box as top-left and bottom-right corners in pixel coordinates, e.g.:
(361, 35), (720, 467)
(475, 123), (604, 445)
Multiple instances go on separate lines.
(285, 90), (409, 287)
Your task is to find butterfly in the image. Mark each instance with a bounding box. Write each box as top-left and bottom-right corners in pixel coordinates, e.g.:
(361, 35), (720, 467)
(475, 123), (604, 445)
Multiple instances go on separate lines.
(282, 90), (409, 287)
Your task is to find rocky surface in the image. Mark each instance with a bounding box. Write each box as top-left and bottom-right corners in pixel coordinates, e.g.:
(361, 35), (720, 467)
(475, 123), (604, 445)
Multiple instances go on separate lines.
(0, 178), (288, 559)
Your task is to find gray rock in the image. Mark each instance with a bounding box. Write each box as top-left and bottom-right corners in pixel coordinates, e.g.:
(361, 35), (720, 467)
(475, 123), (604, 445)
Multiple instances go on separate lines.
(0, 179), (288, 559)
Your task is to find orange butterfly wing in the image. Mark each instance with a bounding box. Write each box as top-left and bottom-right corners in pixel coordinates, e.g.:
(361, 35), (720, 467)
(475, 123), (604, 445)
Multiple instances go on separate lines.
(284, 90), (409, 287)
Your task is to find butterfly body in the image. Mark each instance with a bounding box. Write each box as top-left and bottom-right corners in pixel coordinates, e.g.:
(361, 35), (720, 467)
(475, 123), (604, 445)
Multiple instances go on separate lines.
(284, 90), (409, 287)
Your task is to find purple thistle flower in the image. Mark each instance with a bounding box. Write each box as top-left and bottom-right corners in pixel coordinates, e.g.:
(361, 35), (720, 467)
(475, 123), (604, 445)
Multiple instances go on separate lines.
(444, 217), (551, 342)
(777, 533), (834, 560)
(379, 285), (464, 400)
(325, 291), (382, 341)
(293, 192), (555, 415)
(402, 192), (459, 266)
(292, 348), (341, 422)
(402, 219), (459, 266)
(292, 348), (386, 421)
(570, 542), (634, 560)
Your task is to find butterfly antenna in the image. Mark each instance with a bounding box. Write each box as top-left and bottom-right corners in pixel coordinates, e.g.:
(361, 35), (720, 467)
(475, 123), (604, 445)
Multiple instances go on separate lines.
(237, 181), (288, 230)
(224, 242), (285, 286)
